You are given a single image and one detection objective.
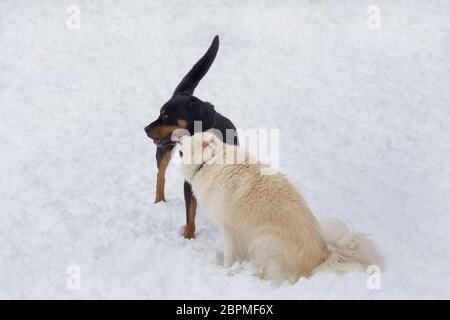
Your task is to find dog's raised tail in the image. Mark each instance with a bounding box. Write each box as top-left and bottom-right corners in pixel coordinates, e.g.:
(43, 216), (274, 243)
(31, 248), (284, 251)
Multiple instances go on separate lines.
(172, 35), (220, 97)
(317, 219), (385, 274)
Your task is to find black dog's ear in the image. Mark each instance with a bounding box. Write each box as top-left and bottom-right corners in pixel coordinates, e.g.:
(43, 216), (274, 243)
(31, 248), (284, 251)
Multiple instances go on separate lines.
(173, 36), (219, 97)
(188, 100), (215, 130)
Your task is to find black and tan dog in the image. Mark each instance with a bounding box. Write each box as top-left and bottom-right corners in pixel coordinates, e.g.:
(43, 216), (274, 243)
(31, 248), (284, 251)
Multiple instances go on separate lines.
(144, 36), (238, 239)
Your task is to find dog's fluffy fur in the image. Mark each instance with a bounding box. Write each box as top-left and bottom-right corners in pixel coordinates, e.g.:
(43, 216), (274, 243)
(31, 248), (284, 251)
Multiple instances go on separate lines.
(180, 132), (385, 284)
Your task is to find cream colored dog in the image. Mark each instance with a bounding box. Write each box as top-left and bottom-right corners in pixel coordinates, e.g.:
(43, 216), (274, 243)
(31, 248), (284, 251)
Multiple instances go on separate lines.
(179, 131), (384, 284)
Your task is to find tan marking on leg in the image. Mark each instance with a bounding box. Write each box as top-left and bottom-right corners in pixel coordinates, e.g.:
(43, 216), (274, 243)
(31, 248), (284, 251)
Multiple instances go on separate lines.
(183, 197), (197, 239)
(155, 150), (172, 203)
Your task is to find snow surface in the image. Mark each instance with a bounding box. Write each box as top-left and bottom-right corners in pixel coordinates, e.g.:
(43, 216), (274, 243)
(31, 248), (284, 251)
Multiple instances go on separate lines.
(1, 0), (450, 299)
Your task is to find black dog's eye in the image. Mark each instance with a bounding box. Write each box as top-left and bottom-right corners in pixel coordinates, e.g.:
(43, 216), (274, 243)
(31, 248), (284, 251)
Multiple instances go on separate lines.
(179, 150), (183, 157)
(160, 114), (169, 125)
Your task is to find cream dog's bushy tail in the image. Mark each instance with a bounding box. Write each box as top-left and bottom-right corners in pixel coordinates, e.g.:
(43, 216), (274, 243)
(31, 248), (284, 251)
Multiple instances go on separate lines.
(317, 219), (385, 274)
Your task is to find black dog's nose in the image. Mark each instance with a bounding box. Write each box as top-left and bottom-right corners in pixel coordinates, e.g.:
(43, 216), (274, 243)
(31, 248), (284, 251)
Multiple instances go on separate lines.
(144, 126), (152, 137)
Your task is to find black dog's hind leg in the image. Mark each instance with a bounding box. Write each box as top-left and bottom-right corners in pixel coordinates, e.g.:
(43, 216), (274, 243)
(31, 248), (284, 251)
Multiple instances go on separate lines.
(155, 147), (172, 203)
(183, 180), (197, 239)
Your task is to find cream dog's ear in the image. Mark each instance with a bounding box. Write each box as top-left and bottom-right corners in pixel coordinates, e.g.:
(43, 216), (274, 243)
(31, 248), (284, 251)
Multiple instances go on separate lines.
(201, 133), (217, 149)
(199, 134), (218, 165)
(201, 140), (209, 149)
(202, 133), (228, 166)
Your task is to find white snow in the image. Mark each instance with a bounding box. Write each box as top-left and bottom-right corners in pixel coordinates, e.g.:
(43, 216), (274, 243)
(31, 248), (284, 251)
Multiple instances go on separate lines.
(1, 0), (450, 299)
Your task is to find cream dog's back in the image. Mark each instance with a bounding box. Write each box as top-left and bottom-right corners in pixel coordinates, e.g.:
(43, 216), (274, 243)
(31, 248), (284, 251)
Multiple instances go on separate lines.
(180, 132), (384, 284)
